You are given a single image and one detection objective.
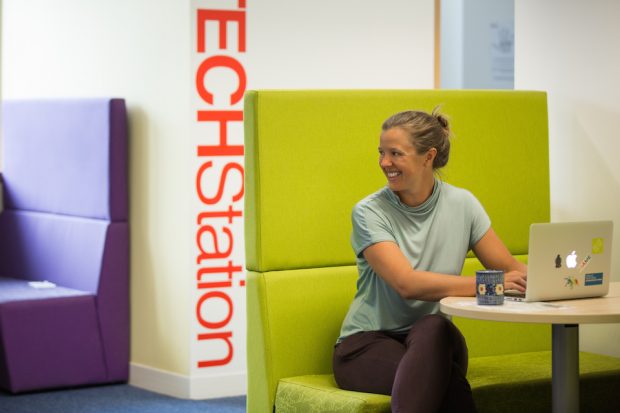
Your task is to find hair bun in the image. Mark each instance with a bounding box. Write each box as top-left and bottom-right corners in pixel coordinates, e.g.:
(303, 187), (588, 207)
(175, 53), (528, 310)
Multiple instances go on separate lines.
(436, 114), (449, 129)
(431, 105), (450, 130)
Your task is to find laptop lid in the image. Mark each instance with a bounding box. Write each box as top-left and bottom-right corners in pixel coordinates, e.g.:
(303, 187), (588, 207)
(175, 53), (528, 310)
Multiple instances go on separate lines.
(524, 220), (613, 302)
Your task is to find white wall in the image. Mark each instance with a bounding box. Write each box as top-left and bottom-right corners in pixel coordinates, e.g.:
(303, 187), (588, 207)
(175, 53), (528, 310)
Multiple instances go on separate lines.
(516, 0), (620, 357)
(248, 0), (435, 89)
(1, 0), (435, 398)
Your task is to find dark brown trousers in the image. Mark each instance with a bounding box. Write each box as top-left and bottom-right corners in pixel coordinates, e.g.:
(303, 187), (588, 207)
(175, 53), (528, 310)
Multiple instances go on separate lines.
(333, 314), (477, 413)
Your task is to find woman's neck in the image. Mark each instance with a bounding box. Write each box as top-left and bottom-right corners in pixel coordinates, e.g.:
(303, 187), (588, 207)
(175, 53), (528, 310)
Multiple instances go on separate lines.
(396, 175), (436, 207)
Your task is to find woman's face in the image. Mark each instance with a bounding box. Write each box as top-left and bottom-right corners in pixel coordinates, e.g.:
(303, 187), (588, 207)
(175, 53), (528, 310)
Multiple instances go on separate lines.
(378, 127), (431, 195)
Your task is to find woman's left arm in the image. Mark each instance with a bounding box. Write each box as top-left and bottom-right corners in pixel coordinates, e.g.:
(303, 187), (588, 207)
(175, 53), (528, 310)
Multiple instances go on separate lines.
(472, 228), (527, 292)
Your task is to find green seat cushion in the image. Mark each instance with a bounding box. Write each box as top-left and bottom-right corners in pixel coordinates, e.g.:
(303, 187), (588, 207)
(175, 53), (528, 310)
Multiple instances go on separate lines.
(276, 375), (391, 413)
(469, 351), (620, 413)
(275, 351), (620, 413)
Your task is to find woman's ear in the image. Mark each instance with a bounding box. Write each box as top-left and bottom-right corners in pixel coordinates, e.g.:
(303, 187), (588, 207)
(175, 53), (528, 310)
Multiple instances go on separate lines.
(425, 147), (437, 166)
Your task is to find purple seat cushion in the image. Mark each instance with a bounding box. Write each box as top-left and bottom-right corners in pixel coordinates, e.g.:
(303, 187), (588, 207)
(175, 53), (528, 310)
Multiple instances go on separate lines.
(0, 210), (107, 293)
(1, 98), (127, 221)
(0, 277), (89, 303)
(0, 296), (107, 393)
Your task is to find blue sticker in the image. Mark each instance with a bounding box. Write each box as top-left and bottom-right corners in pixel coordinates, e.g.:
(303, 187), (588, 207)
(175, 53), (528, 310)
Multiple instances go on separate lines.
(584, 272), (603, 286)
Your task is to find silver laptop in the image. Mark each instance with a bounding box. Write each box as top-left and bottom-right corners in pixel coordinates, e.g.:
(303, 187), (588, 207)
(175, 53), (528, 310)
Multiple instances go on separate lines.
(506, 220), (613, 302)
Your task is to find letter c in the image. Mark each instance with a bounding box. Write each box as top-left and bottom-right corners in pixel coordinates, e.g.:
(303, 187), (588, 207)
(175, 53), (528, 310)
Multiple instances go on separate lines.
(196, 55), (246, 105)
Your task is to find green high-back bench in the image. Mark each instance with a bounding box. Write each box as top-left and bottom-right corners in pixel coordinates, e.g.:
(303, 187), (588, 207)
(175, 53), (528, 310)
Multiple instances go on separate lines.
(244, 90), (620, 413)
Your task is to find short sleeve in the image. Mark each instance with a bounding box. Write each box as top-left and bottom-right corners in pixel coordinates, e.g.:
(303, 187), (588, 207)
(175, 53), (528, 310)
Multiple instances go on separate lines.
(351, 202), (397, 258)
(466, 192), (492, 249)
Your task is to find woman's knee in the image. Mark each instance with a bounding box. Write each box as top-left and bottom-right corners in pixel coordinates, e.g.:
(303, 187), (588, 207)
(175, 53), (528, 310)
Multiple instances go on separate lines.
(333, 331), (404, 395)
(411, 314), (454, 340)
(424, 315), (469, 370)
(408, 315), (468, 359)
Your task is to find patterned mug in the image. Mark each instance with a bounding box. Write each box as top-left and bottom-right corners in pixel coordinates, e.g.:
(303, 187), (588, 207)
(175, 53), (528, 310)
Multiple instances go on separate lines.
(476, 270), (505, 305)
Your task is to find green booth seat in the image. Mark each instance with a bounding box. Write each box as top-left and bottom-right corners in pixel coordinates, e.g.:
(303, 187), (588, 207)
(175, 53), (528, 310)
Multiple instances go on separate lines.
(243, 90), (620, 413)
(274, 351), (620, 413)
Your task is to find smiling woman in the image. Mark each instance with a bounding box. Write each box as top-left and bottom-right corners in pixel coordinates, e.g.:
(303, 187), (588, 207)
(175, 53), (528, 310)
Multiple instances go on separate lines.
(378, 108), (448, 207)
(333, 107), (528, 413)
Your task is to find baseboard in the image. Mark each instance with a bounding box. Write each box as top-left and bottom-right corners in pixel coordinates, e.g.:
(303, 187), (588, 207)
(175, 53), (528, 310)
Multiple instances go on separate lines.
(129, 363), (247, 400)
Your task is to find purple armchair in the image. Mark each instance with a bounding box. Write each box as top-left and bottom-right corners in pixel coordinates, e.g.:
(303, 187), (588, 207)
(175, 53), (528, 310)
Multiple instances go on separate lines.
(0, 99), (129, 393)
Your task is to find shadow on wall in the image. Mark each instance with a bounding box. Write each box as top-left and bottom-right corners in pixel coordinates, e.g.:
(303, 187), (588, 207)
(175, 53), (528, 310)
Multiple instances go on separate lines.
(549, 98), (620, 284)
(125, 105), (161, 364)
(575, 101), (620, 187)
(549, 98), (620, 219)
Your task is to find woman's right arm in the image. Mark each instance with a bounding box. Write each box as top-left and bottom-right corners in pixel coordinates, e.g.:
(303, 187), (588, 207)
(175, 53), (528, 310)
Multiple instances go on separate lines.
(363, 241), (476, 301)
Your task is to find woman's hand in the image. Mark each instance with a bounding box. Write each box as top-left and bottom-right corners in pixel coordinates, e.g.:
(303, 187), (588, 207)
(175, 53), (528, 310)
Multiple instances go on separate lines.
(504, 270), (527, 292)
(473, 228), (528, 293)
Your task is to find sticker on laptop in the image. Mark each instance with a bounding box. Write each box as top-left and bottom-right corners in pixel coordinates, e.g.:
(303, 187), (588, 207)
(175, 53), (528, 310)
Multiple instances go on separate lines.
(564, 275), (579, 289)
(592, 238), (605, 254)
(584, 272), (603, 286)
(578, 254), (592, 272)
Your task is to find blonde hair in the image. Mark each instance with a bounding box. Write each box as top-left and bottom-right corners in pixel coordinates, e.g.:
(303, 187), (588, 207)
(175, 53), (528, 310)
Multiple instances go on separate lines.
(381, 106), (451, 169)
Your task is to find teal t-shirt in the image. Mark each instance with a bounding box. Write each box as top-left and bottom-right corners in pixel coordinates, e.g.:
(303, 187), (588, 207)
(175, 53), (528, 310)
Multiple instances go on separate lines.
(338, 179), (491, 341)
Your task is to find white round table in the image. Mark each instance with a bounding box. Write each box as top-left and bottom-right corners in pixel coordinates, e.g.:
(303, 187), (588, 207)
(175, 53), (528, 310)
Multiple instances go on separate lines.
(440, 282), (620, 413)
